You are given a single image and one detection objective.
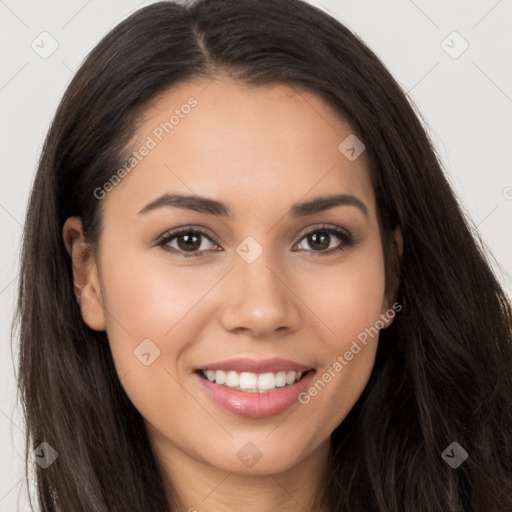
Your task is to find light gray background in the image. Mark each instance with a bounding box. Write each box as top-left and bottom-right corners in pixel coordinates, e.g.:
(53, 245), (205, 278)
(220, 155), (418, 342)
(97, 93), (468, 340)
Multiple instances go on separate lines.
(1, 1), (511, 510)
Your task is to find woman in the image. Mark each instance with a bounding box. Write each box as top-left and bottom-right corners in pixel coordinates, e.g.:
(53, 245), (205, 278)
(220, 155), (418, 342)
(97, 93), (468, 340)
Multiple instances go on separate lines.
(13, 0), (512, 510)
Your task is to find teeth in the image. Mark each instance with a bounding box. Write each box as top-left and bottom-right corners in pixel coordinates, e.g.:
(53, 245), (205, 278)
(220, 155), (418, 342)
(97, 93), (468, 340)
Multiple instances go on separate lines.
(225, 371), (239, 388)
(275, 371), (287, 387)
(201, 369), (305, 393)
(239, 372), (258, 390)
(257, 372), (275, 391)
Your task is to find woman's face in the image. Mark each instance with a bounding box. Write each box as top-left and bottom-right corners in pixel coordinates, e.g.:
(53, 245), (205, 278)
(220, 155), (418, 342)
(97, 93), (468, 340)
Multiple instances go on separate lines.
(66, 76), (398, 477)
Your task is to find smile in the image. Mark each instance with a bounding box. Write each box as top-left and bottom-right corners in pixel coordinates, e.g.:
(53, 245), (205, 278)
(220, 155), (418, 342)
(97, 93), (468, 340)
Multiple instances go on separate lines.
(199, 369), (304, 393)
(194, 358), (315, 418)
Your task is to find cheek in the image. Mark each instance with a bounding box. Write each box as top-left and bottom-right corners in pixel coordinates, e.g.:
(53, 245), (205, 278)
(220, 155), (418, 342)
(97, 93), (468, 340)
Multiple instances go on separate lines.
(96, 244), (228, 417)
(99, 249), (218, 351)
(293, 245), (386, 431)
(97, 252), (218, 436)
(302, 243), (387, 350)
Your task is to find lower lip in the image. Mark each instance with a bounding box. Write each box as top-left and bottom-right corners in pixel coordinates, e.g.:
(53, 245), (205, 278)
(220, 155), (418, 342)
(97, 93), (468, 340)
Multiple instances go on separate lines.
(195, 371), (315, 419)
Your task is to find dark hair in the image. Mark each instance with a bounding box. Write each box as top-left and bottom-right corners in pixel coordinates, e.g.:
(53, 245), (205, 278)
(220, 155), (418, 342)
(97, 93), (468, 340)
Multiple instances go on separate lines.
(12, 0), (512, 510)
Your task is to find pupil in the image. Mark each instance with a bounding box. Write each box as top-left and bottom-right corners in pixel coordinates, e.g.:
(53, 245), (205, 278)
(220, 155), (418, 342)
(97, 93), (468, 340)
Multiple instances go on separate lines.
(178, 233), (200, 251)
(310, 232), (329, 250)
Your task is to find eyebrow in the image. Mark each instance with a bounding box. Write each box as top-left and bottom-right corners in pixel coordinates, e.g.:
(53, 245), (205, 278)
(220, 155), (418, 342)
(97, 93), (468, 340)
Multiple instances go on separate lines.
(138, 192), (369, 219)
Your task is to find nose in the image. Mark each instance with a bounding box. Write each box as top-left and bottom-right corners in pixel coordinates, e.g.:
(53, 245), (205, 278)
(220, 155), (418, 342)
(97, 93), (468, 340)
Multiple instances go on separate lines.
(219, 252), (301, 338)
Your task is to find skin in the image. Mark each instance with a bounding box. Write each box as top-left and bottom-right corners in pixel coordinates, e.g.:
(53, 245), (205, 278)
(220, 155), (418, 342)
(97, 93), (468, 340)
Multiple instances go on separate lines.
(63, 76), (402, 512)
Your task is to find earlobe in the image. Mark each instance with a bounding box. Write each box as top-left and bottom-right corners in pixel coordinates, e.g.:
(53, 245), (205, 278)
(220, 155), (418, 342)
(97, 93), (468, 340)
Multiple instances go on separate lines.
(62, 217), (106, 331)
(381, 225), (403, 328)
(393, 225), (404, 258)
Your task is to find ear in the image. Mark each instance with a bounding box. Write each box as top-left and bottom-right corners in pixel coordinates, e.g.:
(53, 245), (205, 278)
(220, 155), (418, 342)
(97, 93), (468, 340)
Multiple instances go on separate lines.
(62, 217), (106, 331)
(392, 225), (403, 258)
(380, 225), (403, 328)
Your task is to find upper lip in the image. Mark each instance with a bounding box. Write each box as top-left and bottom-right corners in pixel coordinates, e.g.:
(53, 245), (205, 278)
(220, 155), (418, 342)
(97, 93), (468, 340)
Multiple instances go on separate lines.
(196, 357), (313, 374)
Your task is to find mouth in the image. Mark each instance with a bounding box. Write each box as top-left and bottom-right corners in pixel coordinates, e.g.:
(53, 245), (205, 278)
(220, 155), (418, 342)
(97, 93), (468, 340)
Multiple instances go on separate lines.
(195, 368), (311, 393)
(193, 358), (316, 419)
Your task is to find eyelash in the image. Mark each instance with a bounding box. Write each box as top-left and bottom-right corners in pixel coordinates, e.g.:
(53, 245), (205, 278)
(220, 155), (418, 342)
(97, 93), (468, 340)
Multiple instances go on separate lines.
(156, 224), (354, 259)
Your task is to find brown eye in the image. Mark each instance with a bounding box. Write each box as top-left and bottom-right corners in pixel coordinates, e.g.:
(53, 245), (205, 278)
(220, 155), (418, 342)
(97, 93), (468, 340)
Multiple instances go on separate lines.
(157, 228), (220, 257)
(175, 232), (202, 251)
(295, 226), (353, 255)
(304, 231), (332, 251)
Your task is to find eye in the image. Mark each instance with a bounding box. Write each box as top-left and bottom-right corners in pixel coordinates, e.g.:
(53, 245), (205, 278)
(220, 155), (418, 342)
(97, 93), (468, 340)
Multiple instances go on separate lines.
(293, 225), (353, 256)
(156, 224), (353, 258)
(157, 227), (220, 258)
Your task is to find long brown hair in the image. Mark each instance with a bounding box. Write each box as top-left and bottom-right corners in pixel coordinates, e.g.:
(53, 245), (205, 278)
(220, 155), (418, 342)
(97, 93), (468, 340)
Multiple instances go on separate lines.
(12, 0), (512, 510)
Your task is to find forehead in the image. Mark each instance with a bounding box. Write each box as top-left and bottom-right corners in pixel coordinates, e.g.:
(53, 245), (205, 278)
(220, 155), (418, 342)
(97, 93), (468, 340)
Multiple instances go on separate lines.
(104, 76), (375, 221)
